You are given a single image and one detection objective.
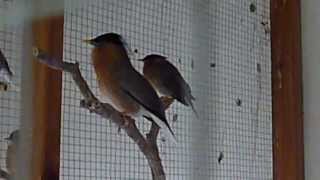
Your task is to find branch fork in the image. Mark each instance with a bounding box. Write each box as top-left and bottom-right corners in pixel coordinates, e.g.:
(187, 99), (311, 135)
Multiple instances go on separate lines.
(33, 47), (174, 180)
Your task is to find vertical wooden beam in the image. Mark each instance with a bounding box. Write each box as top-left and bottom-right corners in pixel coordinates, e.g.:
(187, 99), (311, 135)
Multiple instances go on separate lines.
(271, 0), (304, 180)
(31, 16), (64, 180)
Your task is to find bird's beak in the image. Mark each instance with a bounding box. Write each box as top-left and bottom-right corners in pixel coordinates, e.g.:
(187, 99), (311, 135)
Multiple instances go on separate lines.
(82, 39), (93, 45)
(4, 137), (10, 141)
(137, 59), (144, 62)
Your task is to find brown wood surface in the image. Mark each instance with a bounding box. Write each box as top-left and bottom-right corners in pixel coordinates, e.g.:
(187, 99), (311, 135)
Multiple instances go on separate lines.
(270, 0), (304, 179)
(31, 16), (64, 180)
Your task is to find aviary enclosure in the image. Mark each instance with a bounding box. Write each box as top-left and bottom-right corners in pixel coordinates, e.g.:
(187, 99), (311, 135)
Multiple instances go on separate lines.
(0, 0), (303, 180)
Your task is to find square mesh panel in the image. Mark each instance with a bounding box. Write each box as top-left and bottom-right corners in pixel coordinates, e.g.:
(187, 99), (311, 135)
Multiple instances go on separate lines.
(211, 0), (272, 179)
(61, 0), (272, 179)
(0, 0), (23, 173)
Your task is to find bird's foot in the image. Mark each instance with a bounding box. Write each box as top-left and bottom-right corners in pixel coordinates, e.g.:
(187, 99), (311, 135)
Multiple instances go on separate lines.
(90, 101), (101, 110)
(80, 99), (101, 112)
(160, 96), (174, 109)
(120, 113), (131, 128)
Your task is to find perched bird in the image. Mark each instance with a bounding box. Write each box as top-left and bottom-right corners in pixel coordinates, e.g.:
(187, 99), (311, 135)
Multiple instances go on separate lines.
(5, 130), (19, 177)
(83, 33), (176, 143)
(139, 54), (198, 117)
(0, 48), (13, 84)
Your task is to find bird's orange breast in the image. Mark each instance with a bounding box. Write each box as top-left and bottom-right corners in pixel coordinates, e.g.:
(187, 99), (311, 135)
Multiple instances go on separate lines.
(143, 63), (163, 93)
(91, 46), (140, 114)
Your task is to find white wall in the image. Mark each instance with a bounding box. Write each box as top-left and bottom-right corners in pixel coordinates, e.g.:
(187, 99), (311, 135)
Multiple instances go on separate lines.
(301, 0), (320, 179)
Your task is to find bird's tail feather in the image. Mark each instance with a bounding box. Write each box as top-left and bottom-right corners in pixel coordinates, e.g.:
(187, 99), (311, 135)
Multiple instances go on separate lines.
(185, 94), (199, 118)
(150, 115), (177, 144)
(189, 100), (199, 118)
(0, 169), (10, 179)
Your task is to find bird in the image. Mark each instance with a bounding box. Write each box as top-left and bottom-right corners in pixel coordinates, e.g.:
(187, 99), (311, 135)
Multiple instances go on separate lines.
(4, 130), (19, 177)
(0, 48), (13, 85)
(139, 54), (198, 117)
(82, 33), (176, 143)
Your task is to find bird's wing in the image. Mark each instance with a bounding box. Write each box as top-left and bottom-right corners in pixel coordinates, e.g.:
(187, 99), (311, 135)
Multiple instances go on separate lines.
(0, 49), (13, 85)
(119, 67), (167, 122)
(0, 169), (10, 179)
(0, 49), (12, 76)
(158, 61), (191, 105)
(119, 68), (176, 141)
(158, 61), (198, 116)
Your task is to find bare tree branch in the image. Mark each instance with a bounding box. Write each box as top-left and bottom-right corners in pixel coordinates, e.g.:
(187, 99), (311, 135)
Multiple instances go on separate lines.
(32, 47), (174, 180)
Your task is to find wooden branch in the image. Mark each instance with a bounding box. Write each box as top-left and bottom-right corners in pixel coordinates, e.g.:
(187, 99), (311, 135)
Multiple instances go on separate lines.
(146, 96), (173, 179)
(32, 47), (174, 180)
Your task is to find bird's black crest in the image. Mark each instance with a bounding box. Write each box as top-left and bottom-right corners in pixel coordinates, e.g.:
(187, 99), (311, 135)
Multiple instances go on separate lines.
(143, 54), (166, 61)
(92, 32), (126, 46)
(6, 130), (19, 141)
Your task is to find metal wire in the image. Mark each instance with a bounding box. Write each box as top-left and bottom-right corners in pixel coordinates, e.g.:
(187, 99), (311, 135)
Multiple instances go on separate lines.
(0, 0), (23, 173)
(61, 0), (272, 179)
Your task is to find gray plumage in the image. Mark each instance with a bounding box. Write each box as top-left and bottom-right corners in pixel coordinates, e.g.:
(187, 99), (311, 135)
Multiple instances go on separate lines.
(141, 54), (198, 117)
(5, 130), (19, 178)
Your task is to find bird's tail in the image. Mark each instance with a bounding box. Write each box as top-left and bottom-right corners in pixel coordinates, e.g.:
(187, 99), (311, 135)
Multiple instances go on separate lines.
(150, 114), (177, 144)
(0, 169), (10, 179)
(185, 93), (199, 118)
(189, 100), (199, 118)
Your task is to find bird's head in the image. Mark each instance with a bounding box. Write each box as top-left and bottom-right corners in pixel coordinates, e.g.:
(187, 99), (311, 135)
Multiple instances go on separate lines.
(138, 54), (166, 64)
(5, 130), (19, 143)
(83, 32), (126, 47)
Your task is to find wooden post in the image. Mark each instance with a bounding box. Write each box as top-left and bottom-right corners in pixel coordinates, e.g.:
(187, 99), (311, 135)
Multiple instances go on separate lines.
(270, 0), (304, 179)
(31, 16), (64, 180)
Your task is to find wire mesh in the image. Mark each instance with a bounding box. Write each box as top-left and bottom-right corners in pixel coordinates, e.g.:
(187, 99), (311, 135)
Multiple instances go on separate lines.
(61, 0), (272, 179)
(0, 0), (23, 174)
(211, 0), (272, 179)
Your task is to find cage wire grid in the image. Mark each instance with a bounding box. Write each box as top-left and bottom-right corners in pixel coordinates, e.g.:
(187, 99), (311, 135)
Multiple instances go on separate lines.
(0, 0), (24, 174)
(61, 0), (272, 180)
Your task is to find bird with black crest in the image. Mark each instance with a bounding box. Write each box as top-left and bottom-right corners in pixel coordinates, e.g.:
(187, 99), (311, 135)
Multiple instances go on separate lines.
(82, 33), (176, 143)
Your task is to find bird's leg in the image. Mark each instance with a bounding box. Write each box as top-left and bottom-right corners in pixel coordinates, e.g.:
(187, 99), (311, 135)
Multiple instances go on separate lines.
(117, 113), (126, 133)
(80, 99), (100, 112)
(118, 113), (132, 133)
(89, 101), (100, 111)
(160, 96), (174, 109)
